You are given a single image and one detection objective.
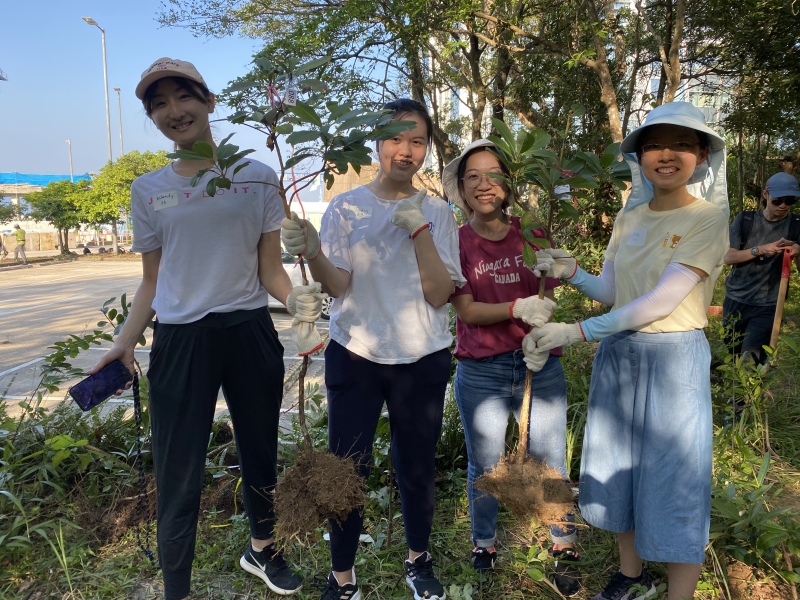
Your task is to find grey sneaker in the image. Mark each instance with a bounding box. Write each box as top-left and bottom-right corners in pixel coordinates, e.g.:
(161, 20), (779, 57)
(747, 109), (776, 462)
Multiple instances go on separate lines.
(591, 570), (656, 600)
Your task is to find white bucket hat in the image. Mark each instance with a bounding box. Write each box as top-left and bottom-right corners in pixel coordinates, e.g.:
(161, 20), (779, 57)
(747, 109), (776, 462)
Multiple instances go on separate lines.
(441, 139), (501, 212)
(621, 102), (729, 218)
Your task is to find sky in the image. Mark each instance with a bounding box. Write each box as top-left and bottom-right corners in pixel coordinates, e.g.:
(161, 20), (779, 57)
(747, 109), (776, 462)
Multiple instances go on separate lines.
(0, 1), (288, 179)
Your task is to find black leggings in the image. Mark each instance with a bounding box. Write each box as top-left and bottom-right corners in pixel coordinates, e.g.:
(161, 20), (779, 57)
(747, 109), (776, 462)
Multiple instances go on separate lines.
(147, 308), (284, 600)
(325, 340), (451, 572)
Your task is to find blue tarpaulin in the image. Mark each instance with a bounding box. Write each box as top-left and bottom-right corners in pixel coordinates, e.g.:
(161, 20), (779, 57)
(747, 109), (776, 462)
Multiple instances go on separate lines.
(0, 172), (91, 185)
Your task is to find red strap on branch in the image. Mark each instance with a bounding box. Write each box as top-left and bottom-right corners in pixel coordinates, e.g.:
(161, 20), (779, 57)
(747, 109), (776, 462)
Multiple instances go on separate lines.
(781, 248), (792, 279)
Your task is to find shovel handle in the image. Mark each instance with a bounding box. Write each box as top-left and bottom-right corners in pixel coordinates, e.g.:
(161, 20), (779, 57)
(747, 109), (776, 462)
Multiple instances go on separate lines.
(769, 249), (793, 349)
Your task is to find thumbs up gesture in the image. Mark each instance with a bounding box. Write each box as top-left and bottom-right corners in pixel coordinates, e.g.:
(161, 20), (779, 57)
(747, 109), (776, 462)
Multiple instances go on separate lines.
(390, 189), (430, 235)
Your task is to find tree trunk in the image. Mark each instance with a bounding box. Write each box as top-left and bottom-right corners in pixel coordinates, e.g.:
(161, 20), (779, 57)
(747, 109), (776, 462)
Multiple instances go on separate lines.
(111, 218), (119, 254)
(491, 42), (512, 132)
(737, 127), (744, 215)
(622, 13), (644, 135)
(60, 229), (70, 254)
(585, 0), (624, 142)
(662, 0), (686, 103)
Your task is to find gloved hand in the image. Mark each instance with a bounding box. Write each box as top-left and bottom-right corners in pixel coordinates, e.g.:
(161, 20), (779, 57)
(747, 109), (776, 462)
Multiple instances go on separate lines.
(286, 283), (328, 322)
(522, 332), (550, 372)
(390, 189), (429, 235)
(281, 211), (321, 259)
(291, 319), (325, 356)
(540, 248), (578, 280)
(511, 295), (556, 328)
(527, 322), (585, 352)
(532, 250), (555, 278)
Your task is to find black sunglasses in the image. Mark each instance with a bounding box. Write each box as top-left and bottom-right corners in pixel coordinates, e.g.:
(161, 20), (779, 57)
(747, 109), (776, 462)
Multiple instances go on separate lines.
(771, 196), (799, 207)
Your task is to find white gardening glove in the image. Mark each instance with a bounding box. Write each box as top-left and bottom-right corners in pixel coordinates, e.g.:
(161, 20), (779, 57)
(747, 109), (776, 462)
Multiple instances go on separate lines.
(390, 189), (429, 235)
(511, 295), (556, 328)
(291, 319), (324, 356)
(281, 211), (321, 259)
(527, 322), (585, 352)
(286, 282), (328, 323)
(522, 332), (550, 372)
(540, 248), (578, 280)
(532, 250), (555, 278)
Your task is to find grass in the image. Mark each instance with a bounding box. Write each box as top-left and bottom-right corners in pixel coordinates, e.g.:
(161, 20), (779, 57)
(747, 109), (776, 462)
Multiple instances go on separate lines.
(2, 277), (800, 599)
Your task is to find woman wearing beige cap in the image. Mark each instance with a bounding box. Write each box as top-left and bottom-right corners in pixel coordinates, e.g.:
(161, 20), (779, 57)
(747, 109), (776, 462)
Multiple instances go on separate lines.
(88, 57), (318, 599)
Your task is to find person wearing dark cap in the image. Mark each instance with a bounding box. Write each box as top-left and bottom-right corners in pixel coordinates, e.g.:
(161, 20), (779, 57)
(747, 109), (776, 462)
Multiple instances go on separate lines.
(723, 172), (800, 364)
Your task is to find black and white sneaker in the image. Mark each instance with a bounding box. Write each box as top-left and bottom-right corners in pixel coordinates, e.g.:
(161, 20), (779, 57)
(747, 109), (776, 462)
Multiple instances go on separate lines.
(551, 548), (581, 596)
(591, 570), (657, 600)
(319, 572), (361, 600)
(471, 546), (497, 572)
(240, 543), (303, 595)
(405, 552), (446, 600)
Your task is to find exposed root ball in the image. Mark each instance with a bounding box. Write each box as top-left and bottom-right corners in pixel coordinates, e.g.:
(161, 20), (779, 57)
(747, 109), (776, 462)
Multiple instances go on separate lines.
(274, 448), (366, 543)
(475, 453), (574, 524)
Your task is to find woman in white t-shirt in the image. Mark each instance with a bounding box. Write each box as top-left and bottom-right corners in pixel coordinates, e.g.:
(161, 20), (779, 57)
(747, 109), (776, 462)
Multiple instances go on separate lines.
(88, 58), (323, 600)
(526, 102), (729, 600)
(281, 99), (465, 600)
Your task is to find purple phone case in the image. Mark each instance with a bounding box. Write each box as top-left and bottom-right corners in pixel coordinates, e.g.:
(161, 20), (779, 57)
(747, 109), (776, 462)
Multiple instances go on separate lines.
(69, 360), (133, 411)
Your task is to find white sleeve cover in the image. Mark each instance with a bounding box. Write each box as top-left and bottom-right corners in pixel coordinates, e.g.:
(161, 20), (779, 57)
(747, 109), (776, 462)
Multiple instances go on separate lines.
(580, 262), (701, 341)
(568, 261), (616, 306)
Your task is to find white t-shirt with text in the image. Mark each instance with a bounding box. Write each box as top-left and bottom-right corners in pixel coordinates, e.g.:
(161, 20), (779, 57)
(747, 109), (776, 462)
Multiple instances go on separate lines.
(131, 159), (285, 324)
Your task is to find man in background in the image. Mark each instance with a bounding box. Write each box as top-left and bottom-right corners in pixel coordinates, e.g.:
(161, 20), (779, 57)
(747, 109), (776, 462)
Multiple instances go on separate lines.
(13, 224), (27, 265)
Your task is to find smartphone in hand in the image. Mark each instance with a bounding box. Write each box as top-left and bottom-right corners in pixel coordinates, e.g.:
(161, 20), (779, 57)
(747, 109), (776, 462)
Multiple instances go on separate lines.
(69, 360), (134, 411)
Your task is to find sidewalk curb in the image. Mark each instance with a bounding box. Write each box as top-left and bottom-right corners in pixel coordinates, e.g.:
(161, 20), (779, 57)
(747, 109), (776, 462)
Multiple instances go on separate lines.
(0, 263), (34, 271)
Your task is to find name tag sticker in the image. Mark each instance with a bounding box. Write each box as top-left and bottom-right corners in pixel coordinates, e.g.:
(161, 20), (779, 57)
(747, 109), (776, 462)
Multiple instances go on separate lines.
(345, 205), (372, 220)
(151, 190), (179, 211)
(626, 228), (647, 246)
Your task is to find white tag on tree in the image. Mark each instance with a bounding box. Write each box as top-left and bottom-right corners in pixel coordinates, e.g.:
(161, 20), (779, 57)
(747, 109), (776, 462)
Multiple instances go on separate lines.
(283, 76), (298, 106)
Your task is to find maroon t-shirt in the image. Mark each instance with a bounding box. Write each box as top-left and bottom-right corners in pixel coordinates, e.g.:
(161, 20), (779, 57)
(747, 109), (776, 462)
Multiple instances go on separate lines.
(452, 216), (561, 360)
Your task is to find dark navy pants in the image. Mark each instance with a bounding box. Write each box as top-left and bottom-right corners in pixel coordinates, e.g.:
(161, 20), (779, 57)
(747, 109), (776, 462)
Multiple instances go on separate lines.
(324, 340), (450, 572)
(147, 308), (284, 599)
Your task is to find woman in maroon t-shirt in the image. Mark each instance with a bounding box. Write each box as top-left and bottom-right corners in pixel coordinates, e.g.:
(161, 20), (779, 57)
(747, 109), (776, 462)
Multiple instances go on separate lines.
(443, 140), (579, 594)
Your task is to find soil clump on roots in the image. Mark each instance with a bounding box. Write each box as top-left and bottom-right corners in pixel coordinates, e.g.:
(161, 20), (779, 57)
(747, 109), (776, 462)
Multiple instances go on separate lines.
(274, 447), (366, 543)
(475, 453), (573, 523)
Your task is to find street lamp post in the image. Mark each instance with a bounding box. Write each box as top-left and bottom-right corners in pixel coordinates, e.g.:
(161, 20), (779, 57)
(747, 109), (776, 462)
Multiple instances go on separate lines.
(66, 140), (74, 183)
(82, 16), (118, 253)
(113, 87), (124, 155)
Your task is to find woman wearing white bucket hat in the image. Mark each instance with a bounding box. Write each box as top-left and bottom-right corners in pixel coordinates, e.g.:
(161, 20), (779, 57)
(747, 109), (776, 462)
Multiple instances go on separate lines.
(525, 102), (729, 600)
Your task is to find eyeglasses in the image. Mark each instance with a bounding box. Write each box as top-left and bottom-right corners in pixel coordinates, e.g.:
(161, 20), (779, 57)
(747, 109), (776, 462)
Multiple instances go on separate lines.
(640, 141), (699, 154)
(462, 171), (505, 188)
(770, 196), (798, 207)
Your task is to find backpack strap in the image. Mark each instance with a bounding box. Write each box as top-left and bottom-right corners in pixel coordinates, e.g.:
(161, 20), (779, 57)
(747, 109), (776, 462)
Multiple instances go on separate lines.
(738, 211), (755, 251)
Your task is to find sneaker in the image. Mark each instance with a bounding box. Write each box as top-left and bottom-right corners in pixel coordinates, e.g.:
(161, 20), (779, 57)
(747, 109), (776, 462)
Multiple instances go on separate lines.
(319, 572), (361, 600)
(240, 543), (303, 595)
(471, 546), (497, 572)
(405, 552), (446, 600)
(591, 570), (657, 600)
(551, 548), (581, 596)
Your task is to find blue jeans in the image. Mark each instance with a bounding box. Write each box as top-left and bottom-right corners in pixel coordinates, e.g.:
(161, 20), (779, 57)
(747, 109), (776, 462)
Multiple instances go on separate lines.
(454, 351), (576, 547)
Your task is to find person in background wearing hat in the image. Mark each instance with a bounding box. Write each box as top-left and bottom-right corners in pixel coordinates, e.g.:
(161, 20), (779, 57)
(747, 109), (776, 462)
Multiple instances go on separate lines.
(13, 224), (27, 264)
(282, 98), (464, 600)
(441, 140), (580, 594)
(88, 57), (325, 600)
(723, 171), (800, 364)
(525, 102), (729, 600)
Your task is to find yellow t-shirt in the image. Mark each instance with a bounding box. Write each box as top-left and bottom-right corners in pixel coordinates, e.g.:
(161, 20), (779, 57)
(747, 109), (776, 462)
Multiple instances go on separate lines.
(14, 228), (26, 244)
(606, 199), (729, 333)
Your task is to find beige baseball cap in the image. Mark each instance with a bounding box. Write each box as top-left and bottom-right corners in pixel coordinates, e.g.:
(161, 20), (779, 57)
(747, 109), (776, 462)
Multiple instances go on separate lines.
(135, 57), (208, 100)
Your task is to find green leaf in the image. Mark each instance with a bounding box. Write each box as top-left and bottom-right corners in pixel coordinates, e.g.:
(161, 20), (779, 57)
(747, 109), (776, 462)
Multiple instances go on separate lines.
(526, 567), (544, 581)
(288, 101), (322, 127)
(192, 141), (214, 159)
(139, 335), (147, 346)
(522, 243), (536, 268)
(367, 119), (418, 140)
(756, 451), (770, 486)
(521, 212), (533, 230)
(570, 102), (586, 117)
(274, 123), (294, 135)
(206, 178), (218, 197)
(223, 79), (258, 93)
(285, 153), (315, 169)
(491, 118), (516, 153)
(286, 130), (322, 145)
(52, 448), (71, 469)
(168, 150), (207, 161)
(293, 55), (332, 75)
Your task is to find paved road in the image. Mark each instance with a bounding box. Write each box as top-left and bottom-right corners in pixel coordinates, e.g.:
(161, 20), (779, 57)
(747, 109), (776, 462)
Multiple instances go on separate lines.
(0, 260), (328, 423)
